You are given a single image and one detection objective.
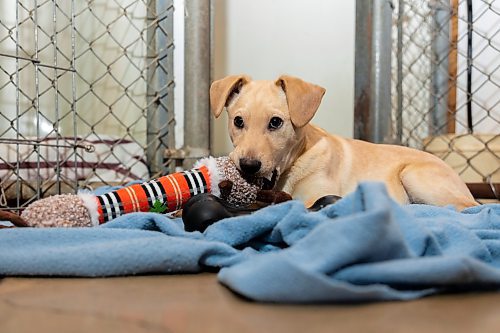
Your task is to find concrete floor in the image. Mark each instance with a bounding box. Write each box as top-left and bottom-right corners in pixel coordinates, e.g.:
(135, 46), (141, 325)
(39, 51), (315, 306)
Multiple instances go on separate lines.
(0, 273), (499, 333)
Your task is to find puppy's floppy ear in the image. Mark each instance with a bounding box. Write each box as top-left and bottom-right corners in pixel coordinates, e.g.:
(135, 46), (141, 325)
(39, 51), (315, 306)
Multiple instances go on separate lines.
(210, 75), (251, 118)
(275, 75), (326, 128)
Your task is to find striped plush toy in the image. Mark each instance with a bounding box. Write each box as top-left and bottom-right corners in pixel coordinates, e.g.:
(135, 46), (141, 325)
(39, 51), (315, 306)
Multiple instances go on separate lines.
(4, 156), (267, 228)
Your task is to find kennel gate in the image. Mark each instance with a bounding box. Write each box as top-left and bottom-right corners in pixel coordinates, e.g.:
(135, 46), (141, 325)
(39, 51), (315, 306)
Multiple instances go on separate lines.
(0, 0), (212, 212)
(356, 0), (499, 200)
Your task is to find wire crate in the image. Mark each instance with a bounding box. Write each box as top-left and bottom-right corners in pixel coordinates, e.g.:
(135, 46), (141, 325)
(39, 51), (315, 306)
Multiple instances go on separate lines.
(356, 0), (499, 201)
(0, 0), (175, 211)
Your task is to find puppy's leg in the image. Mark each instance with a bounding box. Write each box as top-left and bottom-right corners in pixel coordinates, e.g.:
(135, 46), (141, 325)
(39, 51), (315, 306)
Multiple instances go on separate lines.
(400, 163), (479, 211)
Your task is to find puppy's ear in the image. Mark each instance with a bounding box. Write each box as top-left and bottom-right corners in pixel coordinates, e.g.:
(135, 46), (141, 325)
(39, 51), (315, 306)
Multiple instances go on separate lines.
(210, 75), (251, 118)
(275, 75), (326, 128)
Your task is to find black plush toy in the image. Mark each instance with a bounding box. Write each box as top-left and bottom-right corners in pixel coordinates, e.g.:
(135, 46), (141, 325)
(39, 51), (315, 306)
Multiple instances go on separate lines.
(182, 179), (293, 232)
(182, 179), (341, 232)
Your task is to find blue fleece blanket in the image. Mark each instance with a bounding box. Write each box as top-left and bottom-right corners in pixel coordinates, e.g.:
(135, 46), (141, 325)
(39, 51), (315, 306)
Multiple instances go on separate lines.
(1, 182), (499, 303)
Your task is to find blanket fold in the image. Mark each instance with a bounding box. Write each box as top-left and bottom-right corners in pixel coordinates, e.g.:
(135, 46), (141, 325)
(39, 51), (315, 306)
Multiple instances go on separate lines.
(1, 182), (499, 303)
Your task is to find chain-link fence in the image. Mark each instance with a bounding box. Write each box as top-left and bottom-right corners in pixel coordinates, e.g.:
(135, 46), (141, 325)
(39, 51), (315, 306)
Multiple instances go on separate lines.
(392, 0), (499, 199)
(0, 0), (175, 211)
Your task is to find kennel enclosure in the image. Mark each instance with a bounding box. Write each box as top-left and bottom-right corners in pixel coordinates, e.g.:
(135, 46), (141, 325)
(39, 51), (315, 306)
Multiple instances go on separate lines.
(0, 0), (212, 211)
(1, 0), (498, 213)
(356, 0), (499, 200)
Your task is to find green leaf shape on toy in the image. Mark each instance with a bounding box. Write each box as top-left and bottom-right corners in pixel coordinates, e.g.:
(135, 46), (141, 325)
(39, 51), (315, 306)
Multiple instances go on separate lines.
(150, 200), (168, 213)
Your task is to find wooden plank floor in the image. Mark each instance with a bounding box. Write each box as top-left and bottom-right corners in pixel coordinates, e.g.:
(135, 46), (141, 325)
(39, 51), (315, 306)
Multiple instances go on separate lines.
(0, 273), (499, 333)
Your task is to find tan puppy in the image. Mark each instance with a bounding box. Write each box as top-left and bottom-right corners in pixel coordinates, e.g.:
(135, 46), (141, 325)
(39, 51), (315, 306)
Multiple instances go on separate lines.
(210, 74), (478, 211)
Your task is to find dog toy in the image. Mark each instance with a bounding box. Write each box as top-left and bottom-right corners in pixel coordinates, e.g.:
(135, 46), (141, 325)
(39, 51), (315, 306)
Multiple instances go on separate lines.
(181, 192), (341, 232)
(0, 156), (285, 228)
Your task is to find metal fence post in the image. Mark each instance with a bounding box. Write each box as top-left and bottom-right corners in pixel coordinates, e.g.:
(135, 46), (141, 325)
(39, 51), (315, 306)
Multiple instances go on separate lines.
(147, 0), (175, 176)
(183, 0), (211, 169)
(354, 0), (394, 143)
(396, 0), (404, 143)
(430, 0), (451, 135)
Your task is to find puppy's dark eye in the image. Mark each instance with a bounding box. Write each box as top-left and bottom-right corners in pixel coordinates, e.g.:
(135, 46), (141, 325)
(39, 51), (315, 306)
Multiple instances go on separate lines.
(268, 117), (283, 130)
(234, 116), (244, 129)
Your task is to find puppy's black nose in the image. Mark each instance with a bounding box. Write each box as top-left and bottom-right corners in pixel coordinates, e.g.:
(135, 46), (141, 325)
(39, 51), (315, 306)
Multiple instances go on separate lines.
(239, 158), (261, 175)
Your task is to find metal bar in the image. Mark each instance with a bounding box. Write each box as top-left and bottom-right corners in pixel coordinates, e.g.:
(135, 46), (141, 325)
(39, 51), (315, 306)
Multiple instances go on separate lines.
(354, 0), (370, 141)
(183, 0), (211, 168)
(146, 0), (159, 175)
(466, 0), (473, 132)
(160, 1), (176, 174)
(396, 0), (404, 143)
(430, 0), (451, 136)
(0, 138), (94, 152)
(71, 0), (78, 193)
(35, 0), (41, 199)
(52, 0), (62, 194)
(0, 52), (75, 72)
(371, 0), (394, 143)
(146, 0), (174, 176)
(447, 0), (458, 134)
(0, 52), (41, 63)
(354, 0), (394, 143)
(15, 0), (21, 209)
(35, 62), (75, 72)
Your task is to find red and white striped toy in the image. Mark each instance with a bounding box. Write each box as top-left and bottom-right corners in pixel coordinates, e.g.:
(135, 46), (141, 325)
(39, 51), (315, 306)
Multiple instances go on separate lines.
(15, 156), (265, 228)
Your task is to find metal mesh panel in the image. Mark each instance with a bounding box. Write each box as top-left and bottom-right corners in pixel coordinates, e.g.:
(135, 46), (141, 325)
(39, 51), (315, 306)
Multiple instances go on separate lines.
(392, 0), (499, 192)
(0, 0), (174, 210)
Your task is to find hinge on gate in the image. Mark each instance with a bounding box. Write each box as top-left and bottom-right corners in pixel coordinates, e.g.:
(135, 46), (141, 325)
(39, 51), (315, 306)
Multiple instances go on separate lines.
(164, 147), (210, 160)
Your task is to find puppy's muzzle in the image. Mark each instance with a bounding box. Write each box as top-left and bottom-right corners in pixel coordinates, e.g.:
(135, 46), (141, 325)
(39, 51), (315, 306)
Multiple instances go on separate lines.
(239, 158), (261, 175)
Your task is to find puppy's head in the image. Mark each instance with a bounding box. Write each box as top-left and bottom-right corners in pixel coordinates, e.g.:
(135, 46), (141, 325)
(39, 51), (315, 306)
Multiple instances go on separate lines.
(210, 74), (325, 179)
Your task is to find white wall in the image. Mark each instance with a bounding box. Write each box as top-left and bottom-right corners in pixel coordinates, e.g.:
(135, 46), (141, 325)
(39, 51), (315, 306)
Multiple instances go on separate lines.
(211, 0), (356, 155)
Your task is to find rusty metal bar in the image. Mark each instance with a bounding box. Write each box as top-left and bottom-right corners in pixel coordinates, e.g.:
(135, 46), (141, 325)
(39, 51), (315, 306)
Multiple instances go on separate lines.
(183, 0), (211, 169)
(354, 0), (394, 143)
